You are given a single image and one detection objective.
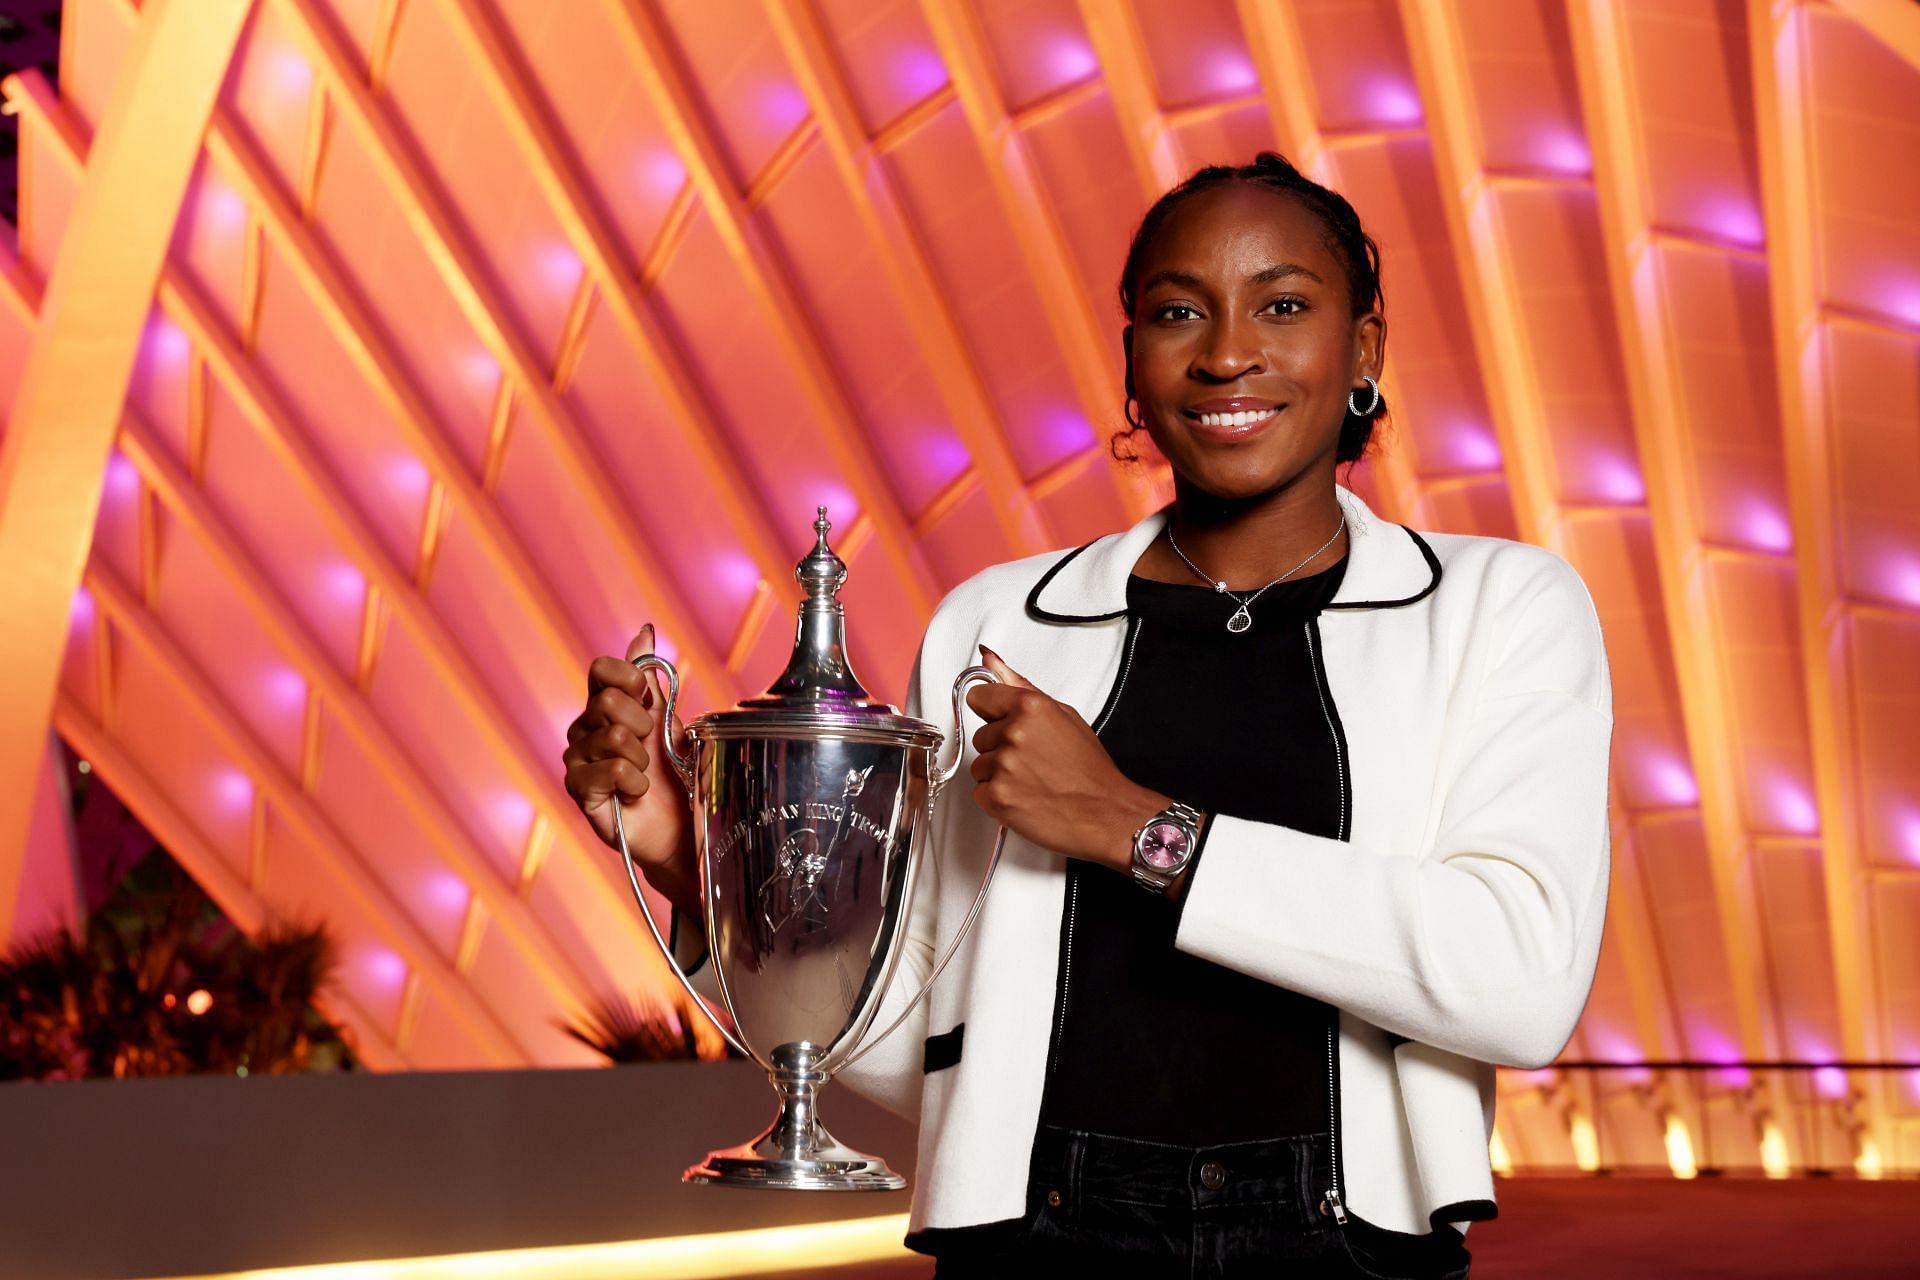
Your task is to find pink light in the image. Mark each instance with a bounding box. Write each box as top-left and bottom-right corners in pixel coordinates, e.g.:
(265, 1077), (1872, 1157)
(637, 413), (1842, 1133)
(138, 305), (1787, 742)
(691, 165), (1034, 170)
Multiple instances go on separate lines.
(213, 768), (254, 814)
(638, 149), (686, 197)
(1692, 1029), (1741, 1065)
(1646, 753), (1699, 806)
(70, 587), (95, 627)
(1046, 36), (1098, 83)
(1206, 50), (1258, 94)
(813, 489), (860, 533)
(386, 455), (432, 499)
(1697, 196), (1764, 249)
(1534, 129), (1592, 175)
(923, 433), (971, 484)
(1874, 552), (1920, 608)
(1359, 78), (1423, 126)
(264, 666), (307, 711)
(1812, 1065), (1849, 1099)
(1045, 409), (1095, 457)
(1735, 499), (1793, 552)
(272, 50), (313, 94)
(199, 179), (246, 234)
(1450, 426), (1502, 470)
(760, 82), (810, 133)
(1592, 456), (1645, 503)
(1770, 776), (1819, 834)
(363, 947), (408, 990)
(493, 791), (535, 834)
(459, 348), (500, 393)
(539, 244), (584, 293)
(1874, 275), (1920, 329)
(322, 562), (367, 608)
(710, 550), (761, 597)
(893, 48), (948, 100)
(103, 452), (140, 503)
(1895, 805), (1920, 865)
(426, 872), (470, 913)
(143, 314), (190, 370)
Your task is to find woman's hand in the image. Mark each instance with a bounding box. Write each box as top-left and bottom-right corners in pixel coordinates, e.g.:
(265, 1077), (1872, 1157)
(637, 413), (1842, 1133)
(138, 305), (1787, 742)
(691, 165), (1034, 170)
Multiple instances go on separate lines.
(965, 646), (1168, 873)
(561, 625), (699, 914)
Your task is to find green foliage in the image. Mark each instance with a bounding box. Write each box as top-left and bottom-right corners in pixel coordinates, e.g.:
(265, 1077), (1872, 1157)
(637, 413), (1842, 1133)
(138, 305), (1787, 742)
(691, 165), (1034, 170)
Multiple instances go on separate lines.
(0, 847), (355, 1081)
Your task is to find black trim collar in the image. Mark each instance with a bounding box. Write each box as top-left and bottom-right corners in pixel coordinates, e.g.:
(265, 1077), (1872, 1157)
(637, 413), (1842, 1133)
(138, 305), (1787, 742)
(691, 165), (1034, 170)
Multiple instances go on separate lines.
(1024, 488), (1443, 624)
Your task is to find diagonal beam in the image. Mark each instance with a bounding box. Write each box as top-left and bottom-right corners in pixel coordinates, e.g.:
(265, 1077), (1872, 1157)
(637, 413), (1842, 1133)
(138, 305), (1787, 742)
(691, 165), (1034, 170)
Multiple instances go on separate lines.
(50, 699), (406, 1069)
(760, 0), (1053, 556)
(82, 560), (527, 1065)
(1827, 0), (1920, 71)
(1746, 0), (1879, 1064)
(259, 0), (741, 698)
(434, 0), (811, 621)
(117, 413), (599, 1024)
(1075, 0), (1181, 197)
(603, 0), (941, 617)
(1400, 0), (1769, 1065)
(1565, 0), (1789, 1058)
(0, 0), (252, 927)
(918, 0), (1150, 522)
(9, 66), (671, 977)
(1234, 0), (1424, 526)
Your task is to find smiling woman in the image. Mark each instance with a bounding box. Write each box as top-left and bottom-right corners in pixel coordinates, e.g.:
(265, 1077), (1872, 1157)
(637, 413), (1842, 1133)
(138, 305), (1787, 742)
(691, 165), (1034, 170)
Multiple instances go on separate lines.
(570, 151), (1611, 1280)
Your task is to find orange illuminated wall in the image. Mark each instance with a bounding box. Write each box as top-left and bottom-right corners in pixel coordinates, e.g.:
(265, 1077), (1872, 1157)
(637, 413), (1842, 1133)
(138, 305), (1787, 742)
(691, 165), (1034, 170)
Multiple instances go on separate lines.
(0, 0), (1917, 1175)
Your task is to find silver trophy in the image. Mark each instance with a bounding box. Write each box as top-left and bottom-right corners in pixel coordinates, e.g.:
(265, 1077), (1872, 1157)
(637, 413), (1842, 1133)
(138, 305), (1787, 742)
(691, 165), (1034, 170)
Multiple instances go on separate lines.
(612, 507), (1004, 1190)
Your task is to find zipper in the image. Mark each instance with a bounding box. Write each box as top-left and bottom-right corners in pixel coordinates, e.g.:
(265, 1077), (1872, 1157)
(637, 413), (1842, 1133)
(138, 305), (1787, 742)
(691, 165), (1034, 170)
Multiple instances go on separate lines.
(1043, 617), (1143, 1081)
(1305, 618), (1351, 1216)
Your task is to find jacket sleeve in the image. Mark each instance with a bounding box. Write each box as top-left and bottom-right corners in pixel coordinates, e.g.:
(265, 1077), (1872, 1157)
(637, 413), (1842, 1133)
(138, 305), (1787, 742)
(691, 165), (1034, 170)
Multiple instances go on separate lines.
(1172, 551), (1612, 1070)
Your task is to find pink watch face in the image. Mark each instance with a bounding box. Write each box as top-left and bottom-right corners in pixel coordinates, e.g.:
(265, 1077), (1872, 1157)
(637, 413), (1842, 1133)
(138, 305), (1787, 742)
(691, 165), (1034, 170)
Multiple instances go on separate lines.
(1140, 821), (1192, 870)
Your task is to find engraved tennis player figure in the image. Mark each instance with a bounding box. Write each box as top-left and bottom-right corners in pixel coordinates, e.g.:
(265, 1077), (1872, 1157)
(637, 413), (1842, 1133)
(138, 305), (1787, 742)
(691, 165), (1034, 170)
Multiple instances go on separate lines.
(759, 765), (873, 937)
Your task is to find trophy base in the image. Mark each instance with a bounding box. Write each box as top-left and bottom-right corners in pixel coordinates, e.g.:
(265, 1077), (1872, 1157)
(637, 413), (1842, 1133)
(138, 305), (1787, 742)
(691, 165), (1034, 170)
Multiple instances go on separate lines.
(685, 1144), (905, 1191)
(684, 1043), (907, 1190)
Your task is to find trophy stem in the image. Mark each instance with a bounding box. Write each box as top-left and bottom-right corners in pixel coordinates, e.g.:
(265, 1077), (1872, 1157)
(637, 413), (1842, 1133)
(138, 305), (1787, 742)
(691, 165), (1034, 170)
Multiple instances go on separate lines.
(684, 1043), (906, 1190)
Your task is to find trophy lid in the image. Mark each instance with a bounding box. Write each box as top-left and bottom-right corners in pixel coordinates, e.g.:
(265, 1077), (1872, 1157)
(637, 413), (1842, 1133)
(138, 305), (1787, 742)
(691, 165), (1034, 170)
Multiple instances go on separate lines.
(697, 508), (938, 745)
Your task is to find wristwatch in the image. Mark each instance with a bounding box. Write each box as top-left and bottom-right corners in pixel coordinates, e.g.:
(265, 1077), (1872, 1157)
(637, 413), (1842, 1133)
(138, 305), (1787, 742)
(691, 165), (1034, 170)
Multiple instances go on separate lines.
(1130, 801), (1205, 893)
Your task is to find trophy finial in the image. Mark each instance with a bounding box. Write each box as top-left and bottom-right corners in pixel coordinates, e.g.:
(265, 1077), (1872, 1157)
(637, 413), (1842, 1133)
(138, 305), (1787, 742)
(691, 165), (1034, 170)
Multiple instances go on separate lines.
(795, 505), (849, 602)
(745, 504), (873, 707)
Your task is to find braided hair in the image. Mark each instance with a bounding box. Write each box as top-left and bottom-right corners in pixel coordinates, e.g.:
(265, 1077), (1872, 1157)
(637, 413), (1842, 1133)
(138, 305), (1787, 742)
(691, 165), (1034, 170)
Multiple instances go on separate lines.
(1115, 151), (1387, 465)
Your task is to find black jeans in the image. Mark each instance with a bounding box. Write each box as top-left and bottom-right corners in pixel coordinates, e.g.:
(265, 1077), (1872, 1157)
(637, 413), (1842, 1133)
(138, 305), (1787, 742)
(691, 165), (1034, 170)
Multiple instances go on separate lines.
(928, 1125), (1471, 1279)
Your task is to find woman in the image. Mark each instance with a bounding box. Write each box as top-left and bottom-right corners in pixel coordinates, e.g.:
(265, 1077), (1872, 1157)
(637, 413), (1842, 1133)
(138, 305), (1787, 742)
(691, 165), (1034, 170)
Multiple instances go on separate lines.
(562, 153), (1612, 1278)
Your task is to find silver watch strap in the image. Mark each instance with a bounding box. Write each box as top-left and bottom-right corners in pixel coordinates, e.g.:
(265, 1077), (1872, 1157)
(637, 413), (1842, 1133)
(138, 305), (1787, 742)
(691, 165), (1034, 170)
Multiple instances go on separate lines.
(1131, 802), (1205, 892)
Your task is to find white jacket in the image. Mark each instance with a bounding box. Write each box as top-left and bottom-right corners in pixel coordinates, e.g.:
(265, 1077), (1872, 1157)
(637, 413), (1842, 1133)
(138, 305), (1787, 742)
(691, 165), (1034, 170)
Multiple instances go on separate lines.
(677, 486), (1612, 1240)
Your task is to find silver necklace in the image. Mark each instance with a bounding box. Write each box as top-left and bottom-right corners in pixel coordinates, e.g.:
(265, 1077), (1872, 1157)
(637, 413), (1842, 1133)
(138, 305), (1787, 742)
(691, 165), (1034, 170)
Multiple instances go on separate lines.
(1165, 514), (1347, 634)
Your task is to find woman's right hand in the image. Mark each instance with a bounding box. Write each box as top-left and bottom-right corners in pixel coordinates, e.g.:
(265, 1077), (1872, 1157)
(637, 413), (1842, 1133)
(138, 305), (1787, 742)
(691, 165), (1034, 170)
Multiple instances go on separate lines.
(561, 624), (699, 914)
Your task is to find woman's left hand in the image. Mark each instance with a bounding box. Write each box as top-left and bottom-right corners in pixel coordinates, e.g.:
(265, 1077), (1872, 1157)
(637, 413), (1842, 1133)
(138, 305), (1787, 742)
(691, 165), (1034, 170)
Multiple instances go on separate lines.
(965, 646), (1169, 872)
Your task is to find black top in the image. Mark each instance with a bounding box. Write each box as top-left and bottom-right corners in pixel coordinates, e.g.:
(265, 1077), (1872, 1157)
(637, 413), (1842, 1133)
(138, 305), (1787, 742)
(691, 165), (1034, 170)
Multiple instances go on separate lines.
(1036, 557), (1349, 1146)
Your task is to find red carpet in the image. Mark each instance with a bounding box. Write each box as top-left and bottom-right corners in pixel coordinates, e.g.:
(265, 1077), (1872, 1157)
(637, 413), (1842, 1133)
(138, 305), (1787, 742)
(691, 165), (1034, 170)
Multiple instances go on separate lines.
(758, 1177), (1920, 1278)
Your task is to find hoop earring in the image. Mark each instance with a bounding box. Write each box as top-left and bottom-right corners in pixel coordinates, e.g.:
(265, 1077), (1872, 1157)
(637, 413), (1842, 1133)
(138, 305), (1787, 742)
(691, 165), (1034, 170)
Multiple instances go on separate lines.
(1348, 376), (1381, 417)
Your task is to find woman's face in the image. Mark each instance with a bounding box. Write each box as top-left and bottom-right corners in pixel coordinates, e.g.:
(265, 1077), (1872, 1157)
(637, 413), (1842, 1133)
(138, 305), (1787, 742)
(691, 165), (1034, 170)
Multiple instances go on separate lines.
(1126, 183), (1383, 503)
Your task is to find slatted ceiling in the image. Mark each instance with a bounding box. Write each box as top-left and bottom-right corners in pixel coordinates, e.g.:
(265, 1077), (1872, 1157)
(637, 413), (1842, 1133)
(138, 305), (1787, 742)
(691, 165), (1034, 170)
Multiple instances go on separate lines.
(881, 105), (1085, 482)
(168, 164), (247, 332)
(220, 0), (313, 202)
(811, 0), (944, 134)
(1022, 91), (1138, 309)
(307, 147), (497, 482)
(0, 0), (1909, 1161)
(969, 0), (1091, 112)
(1288, 5), (1415, 133)
(147, 524), (306, 778)
(555, 333), (764, 661)
(758, 146), (956, 519)
(1807, 15), (1920, 318)
(1831, 328), (1920, 600)
(1623, 3), (1761, 240)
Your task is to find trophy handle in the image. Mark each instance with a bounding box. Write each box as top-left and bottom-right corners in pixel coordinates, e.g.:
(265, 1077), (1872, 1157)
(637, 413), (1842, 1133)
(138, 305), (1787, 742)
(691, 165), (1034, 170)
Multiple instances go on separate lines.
(840, 666), (1005, 1071)
(610, 653), (752, 1061)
